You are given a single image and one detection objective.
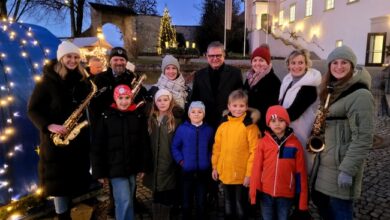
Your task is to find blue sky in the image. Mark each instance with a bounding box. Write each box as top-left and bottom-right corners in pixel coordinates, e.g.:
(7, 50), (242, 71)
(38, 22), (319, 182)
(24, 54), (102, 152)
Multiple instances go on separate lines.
(25, 0), (204, 46)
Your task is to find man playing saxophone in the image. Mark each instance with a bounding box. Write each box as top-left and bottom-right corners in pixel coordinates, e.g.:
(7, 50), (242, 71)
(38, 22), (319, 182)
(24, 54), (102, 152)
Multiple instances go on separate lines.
(28, 41), (93, 220)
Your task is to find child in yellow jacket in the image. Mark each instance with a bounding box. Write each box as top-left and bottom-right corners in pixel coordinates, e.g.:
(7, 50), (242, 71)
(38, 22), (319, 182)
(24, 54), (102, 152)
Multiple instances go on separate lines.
(211, 89), (261, 220)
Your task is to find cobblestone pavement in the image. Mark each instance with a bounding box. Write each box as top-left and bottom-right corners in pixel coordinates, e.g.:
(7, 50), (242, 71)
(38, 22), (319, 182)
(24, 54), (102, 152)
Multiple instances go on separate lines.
(353, 117), (390, 220)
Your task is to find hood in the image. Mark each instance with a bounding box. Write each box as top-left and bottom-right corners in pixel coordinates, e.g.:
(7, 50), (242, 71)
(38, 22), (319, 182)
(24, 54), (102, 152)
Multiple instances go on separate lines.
(284, 68), (322, 88)
(221, 107), (260, 125)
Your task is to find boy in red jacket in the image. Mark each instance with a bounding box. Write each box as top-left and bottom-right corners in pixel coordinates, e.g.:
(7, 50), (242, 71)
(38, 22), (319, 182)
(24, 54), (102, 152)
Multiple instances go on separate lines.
(249, 105), (308, 220)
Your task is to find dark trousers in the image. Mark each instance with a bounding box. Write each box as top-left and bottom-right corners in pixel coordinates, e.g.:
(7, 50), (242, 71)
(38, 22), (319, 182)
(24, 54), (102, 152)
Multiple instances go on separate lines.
(313, 190), (353, 220)
(222, 184), (249, 220)
(182, 170), (208, 220)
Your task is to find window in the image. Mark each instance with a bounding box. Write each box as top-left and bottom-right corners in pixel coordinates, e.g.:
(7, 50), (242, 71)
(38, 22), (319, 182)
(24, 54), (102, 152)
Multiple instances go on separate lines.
(290, 4), (296, 22)
(305, 0), (313, 16)
(325, 0), (335, 10)
(336, 40), (343, 47)
(279, 10), (284, 26)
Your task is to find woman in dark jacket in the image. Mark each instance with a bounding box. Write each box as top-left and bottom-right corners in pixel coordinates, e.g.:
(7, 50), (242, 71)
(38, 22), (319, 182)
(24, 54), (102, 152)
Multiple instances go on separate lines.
(28, 41), (92, 220)
(244, 44), (281, 134)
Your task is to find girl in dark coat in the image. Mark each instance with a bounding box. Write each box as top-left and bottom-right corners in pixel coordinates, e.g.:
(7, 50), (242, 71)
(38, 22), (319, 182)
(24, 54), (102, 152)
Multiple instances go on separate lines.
(91, 84), (151, 220)
(244, 44), (281, 134)
(146, 89), (182, 220)
(28, 41), (92, 219)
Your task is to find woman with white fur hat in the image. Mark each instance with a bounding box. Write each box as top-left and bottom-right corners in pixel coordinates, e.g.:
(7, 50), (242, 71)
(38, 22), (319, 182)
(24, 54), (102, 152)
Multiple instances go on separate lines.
(28, 41), (92, 220)
(311, 46), (374, 220)
(148, 55), (189, 109)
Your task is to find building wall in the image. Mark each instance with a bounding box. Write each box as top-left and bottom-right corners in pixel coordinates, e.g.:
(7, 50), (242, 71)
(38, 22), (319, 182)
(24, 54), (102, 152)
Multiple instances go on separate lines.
(175, 25), (198, 42)
(248, 0), (390, 65)
(136, 15), (161, 54)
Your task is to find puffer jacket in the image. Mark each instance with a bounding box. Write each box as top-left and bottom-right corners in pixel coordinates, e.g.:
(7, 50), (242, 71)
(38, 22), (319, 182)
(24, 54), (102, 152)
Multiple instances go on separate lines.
(91, 107), (151, 179)
(171, 121), (214, 172)
(313, 67), (374, 200)
(212, 110), (261, 184)
(249, 129), (308, 210)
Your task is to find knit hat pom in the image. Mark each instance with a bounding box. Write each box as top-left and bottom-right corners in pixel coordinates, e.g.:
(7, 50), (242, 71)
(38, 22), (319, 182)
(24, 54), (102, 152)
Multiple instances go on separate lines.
(109, 47), (128, 61)
(56, 41), (80, 61)
(266, 105), (290, 125)
(251, 45), (271, 64)
(113, 84), (132, 100)
(154, 89), (172, 102)
(327, 45), (357, 68)
(162, 55), (180, 73)
(189, 101), (206, 114)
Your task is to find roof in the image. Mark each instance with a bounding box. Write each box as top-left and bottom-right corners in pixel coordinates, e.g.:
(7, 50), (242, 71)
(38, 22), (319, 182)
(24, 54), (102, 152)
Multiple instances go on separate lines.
(71, 37), (113, 49)
(89, 2), (137, 15)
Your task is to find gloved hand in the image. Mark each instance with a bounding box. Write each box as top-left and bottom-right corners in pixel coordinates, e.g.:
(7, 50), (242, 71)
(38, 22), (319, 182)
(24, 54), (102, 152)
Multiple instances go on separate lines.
(338, 171), (353, 188)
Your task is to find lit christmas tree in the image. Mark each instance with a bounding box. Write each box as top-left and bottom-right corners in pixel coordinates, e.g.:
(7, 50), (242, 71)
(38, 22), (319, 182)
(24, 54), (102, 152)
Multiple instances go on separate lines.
(157, 7), (177, 54)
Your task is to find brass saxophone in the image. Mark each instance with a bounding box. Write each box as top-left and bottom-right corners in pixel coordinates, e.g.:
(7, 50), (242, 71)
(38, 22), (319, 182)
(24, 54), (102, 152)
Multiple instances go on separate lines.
(307, 86), (333, 153)
(51, 74), (98, 146)
(130, 74), (147, 108)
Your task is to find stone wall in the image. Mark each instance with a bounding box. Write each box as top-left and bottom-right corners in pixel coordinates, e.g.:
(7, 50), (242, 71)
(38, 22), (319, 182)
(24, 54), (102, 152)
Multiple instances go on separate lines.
(175, 25), (199, 42)
(136, 15), (161, 54)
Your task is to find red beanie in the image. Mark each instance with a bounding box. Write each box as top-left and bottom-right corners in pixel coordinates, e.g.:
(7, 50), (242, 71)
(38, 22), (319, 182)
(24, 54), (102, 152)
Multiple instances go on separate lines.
(266, 105), (290, 125)
(113, 84), (132, 100)
(251, 45), (271, 64)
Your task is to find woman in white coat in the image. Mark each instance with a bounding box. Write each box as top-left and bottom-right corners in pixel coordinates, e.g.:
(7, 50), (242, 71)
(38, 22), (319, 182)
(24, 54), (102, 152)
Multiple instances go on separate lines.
(279, 49), (322, 173)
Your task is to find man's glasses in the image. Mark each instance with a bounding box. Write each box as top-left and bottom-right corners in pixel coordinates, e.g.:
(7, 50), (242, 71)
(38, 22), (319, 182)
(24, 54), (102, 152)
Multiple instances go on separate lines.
(207, 54), (223, 59)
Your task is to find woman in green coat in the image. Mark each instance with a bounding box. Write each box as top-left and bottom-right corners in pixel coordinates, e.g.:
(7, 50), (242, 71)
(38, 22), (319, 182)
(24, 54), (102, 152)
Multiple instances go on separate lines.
(311, 46), (374, 220)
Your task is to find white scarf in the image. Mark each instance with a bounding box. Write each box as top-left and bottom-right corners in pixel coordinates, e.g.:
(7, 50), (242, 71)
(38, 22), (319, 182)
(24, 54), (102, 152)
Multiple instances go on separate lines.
(156, 73), (188, 108)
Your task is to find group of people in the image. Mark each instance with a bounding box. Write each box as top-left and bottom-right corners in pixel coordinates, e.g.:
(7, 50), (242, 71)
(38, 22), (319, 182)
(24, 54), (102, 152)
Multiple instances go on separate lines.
(27, 40), (374, 220)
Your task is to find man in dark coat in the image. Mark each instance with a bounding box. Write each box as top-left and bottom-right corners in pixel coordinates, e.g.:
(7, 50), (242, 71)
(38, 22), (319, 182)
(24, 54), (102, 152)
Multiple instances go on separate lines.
(191, 41), (243, 129)
(91, 47), (146, 119)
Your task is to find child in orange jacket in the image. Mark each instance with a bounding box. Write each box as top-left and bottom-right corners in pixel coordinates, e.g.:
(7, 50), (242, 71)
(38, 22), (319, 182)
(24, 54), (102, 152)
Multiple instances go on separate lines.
(249, 105), (308, 220)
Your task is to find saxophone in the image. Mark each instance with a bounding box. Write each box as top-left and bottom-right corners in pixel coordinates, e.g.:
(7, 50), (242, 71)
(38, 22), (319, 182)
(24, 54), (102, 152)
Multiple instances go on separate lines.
(51, 74), (98, 146)
(307, 86), (333, 153)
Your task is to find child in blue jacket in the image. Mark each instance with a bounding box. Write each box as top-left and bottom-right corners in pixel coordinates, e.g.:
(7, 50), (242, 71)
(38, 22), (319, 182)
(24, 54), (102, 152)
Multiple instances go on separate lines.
(171, 101), (214, 220)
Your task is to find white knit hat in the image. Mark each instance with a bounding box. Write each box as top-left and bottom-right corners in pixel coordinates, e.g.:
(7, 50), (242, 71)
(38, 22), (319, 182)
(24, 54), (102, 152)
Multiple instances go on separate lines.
(154, 89), (172, 102)
(56, 41), (80, 61)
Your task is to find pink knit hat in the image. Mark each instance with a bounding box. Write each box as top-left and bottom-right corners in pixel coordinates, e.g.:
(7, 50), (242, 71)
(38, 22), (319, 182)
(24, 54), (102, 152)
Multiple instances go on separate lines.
(251, 45), (271, 64)
(113, 84), (132, 101)
(266, 105), (290, 125)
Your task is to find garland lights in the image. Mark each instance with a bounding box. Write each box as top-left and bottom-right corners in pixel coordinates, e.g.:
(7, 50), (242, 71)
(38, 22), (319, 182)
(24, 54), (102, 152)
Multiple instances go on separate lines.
(0, 17), (54, 219)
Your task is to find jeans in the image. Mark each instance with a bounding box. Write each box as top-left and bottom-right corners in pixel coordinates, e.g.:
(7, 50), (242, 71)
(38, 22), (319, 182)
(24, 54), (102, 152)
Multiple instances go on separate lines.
(222, 184), (249, 220)
(260, 193), (293, 220)
(182, 171), (208, 220)
(111, 175), (136, 220)
(314, 190), (353, 220)
(53, 196), (70, 214)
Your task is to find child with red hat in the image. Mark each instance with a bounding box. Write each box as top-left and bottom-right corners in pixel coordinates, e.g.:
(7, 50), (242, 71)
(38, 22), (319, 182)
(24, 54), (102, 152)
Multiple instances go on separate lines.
(91, 84), (151, 220)
(249, 105), (308, 220)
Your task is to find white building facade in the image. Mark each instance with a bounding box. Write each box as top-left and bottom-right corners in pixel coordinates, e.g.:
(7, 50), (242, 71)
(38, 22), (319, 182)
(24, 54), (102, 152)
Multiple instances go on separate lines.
(246, 0), (390, 66)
